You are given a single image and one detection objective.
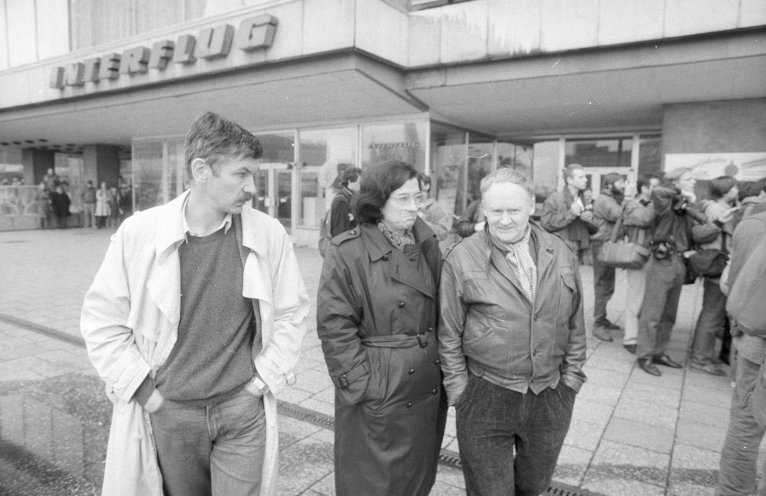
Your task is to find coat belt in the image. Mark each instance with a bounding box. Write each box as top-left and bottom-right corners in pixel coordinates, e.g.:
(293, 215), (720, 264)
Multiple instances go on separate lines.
(361, 331), (433, 349)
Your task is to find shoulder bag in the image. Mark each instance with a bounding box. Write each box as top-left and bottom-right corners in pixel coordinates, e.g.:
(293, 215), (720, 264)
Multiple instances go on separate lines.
(597, 204), (650, 270)
(687, 232), (728, 279)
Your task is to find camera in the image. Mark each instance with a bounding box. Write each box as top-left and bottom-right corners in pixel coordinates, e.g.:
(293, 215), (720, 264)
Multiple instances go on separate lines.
(651, 240), (673, 260)
(672, 195), (689, 215)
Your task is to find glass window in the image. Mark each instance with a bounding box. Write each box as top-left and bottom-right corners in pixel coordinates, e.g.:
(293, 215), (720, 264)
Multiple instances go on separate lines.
(70, 0), (210, 50)
(430, 123), (465, 218)
(532, 140), (561, 202)
(298, 167), (321, 228)
(258, 131), (295, 164)
(496, 141), (534, 178)
(638, 135), (662, 177)
(165, 139), (186, 201)
(132, 141), (163, 211)
(565, 138), (633, 168)
(299, 127), (356, 227)
(362, 121), (427, 172)
(465, 133), (493, 207)
(6, 0), (37, 66)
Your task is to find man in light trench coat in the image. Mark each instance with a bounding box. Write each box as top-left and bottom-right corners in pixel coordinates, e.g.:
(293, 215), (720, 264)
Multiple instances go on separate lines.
(80, 111), (309, 496)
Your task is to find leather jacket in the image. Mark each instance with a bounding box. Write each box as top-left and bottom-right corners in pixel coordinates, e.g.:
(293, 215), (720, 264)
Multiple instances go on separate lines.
(438, 222), (587, 405)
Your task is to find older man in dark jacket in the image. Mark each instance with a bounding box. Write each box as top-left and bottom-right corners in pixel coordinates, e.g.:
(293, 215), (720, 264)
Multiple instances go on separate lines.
(439, 168), (587, 496)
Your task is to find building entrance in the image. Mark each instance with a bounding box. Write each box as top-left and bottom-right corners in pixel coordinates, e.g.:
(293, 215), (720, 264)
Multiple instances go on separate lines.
(255, 163), (292, 229)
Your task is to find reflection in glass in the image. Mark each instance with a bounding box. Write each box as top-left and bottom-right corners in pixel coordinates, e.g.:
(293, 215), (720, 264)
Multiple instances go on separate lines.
(638, 135), (662, 177)
(430, 124), (465, 219)
(299, 168), (322, 228)
(299, 128), (356, 224)
(132, 142), (163, 211)
(362, 121), (426, 172)
(565, 138), (633, 168)
(532, 141), (560, 202)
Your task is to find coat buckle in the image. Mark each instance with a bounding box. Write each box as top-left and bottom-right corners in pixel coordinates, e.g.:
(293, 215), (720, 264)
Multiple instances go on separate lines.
(417, 333), (428, 348)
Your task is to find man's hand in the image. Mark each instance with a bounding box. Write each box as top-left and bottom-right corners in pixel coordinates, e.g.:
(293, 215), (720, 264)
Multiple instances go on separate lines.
(580, 211), (594, 223)
(144, 390), (165, 413)
(570, 201), (584, 216)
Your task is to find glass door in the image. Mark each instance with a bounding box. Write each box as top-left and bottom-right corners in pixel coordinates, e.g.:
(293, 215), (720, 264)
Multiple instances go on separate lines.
(254, 163), (292, 230)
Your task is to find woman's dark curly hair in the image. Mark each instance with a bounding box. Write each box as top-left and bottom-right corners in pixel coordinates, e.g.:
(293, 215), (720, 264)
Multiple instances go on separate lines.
(353, 161), (419, 225)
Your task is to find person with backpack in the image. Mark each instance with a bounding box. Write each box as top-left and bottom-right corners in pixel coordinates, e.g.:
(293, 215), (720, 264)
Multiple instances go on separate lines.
(330, 167), (362, 237)
(689, 176), (739, 376)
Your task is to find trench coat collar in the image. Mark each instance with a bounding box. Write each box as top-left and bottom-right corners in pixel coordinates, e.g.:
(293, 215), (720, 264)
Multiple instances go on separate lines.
(154, 190), (190, 259)
(362, 217), (434, 261)
(154, 190), (267, 258)
(361, 218), (436, 298)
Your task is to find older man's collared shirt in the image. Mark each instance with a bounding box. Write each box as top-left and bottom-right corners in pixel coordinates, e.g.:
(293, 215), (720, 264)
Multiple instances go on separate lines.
(181, 195), (232, 239)
(492, 226), (537, 304)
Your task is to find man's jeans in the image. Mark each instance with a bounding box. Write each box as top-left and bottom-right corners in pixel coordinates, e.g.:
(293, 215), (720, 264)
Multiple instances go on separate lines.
(623, 266), (647, 346)
(591, 241), (616, 325)
(456, 375), (575, 496)
(637, 256), (685, 359)
(691, 278), (727, 365)
(82, 202), (96, 227)
(717, 355), (766, 496)
(149, 388), (266, 496)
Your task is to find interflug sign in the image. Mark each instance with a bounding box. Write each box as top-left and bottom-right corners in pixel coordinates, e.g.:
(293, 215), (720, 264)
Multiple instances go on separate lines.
(50, 14), (278, 90)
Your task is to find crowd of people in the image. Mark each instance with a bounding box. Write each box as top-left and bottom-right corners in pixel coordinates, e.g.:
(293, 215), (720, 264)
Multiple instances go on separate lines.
(78, 110), (766, 496)
(34, 169), (132, 230)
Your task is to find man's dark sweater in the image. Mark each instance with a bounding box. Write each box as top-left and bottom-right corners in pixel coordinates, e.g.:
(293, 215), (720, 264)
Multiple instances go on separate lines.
(135, 226), (255, 405)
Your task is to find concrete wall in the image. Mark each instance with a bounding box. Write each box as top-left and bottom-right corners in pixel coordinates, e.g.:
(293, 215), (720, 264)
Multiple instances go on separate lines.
(662, 98), (766, 154)
(408, 0), (766, 66)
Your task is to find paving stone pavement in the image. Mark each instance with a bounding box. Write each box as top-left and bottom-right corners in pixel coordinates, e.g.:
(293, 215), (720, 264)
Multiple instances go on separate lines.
(1, 227), (765, 495)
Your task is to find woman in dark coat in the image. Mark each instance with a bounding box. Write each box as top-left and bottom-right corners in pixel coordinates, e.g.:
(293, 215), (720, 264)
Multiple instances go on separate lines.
(317, 161), (447, 496)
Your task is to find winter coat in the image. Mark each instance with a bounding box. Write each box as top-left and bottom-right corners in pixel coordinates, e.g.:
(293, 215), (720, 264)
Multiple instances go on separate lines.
(438, 223), (587, 404)
(80, 190), (310, 496)
(329, 187), (356, 237)
(622, 196), (654, 247)
(540, 188), (595, 252)
(316, 218), (447, 496)
(591, 190), (623, 242)
(95, 188), (110, 217)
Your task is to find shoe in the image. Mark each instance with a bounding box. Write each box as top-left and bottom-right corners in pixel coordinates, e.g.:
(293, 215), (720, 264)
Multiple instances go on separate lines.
(596, 319), (621, 331)
(689, 361), (726, 376)
(652, 355), (683, 369)
(623, 344), (637, 354)
(592, 326), (613, 342)
(638, 358), (661, 376)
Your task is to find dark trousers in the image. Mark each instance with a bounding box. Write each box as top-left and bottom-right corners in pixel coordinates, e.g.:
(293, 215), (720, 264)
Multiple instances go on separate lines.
(691, 278), (727, 365)
(591, 241), (615, 324)
(456, 375), (575, 496)
(637, 255), (686, 360)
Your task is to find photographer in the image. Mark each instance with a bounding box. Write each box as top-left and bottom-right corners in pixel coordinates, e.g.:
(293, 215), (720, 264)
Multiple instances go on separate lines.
(636, 167), (731, 376)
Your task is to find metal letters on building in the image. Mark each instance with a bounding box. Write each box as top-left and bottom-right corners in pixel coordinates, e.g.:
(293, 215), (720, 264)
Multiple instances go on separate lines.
(49, 14), (278, 90)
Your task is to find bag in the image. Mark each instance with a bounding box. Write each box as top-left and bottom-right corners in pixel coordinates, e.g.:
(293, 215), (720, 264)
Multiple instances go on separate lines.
(597, 205), (650, 269)
(687, 249), (728, 278)
(317, 209), (331, 257)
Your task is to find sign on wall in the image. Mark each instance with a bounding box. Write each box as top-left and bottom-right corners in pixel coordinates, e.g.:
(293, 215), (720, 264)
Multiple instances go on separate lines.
(664, 153), (766, 181)
(49, 14), (278, 91)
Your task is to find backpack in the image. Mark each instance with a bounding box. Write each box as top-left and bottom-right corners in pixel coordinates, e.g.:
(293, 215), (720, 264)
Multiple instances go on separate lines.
(318, 209), (331, 257)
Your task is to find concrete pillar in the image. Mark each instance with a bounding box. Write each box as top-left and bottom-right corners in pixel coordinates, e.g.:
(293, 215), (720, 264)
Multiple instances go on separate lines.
(22, 149), (55, 186)
(83, 145), (120, 188)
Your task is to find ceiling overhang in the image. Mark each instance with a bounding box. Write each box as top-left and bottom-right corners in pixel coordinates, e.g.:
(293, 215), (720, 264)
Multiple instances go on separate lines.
(0, 51), (424, 150)
(405, 28), (766, 138)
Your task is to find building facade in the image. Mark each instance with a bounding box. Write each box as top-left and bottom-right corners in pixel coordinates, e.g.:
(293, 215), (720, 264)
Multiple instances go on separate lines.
(1, 0), (764, 241)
